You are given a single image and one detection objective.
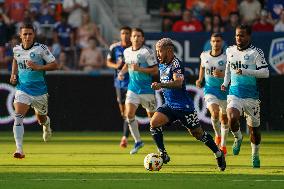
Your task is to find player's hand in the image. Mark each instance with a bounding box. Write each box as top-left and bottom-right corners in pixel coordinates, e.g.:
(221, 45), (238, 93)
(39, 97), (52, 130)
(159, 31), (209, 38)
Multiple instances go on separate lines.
(10, 74), (17, 85)
(213, 69), (224, 78)
(195, 79), (202, 88)
(151, 82), (161, 90)
(221, 84), (226, 91)
(26, 61), (40, 71)
(129, 63), (140, 71)
(236, 69), (242, 75)
(118, 72), (124, 80)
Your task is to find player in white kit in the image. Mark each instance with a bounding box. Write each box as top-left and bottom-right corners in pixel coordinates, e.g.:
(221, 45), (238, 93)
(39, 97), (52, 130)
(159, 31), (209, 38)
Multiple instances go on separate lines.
(221, 25), (269, 168)
(196, 33), (229, 155)
(10, 23), (58, 159)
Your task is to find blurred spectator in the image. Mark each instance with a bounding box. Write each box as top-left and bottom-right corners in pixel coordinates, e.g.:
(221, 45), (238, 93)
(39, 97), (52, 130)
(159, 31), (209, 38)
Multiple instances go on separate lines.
(202, 14), (212, 32)
(79, 37), (104, 71)
(160, 0), (185, 32)
(212, 0), (238, 22)
(185, 0), (212, 21)
(63, 0), (89, 28)
(172, 9), (203, 32)
(212, 14), (225, 32)
(224, 11), (240, 32)
(274, 10), (284, 31)
(38, 0), (56, 25)
(266, 0), (284, 21)
(53, 13), (75, 69)
(239, 0), (261, 25)
(0, 35), (19, 71)
(58, 50), (71, 71)
(252, 9), (274, 31)
(76, 12), (108, 49)
(16, 10), (42, 37)
(4, 0), (29, 23)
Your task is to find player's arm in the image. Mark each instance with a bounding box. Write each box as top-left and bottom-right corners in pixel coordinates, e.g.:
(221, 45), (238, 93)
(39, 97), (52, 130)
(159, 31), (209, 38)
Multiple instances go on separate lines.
(106, 58), (123, 69)
(196, 63), (204, 88)
(10, 58), (18, 85)
(26, 61), (58, 71)
(130, 64), (158, 75)
(118, 63), (128, 80)
(221, 61), (231, 91)
(152, 72), (184, 90)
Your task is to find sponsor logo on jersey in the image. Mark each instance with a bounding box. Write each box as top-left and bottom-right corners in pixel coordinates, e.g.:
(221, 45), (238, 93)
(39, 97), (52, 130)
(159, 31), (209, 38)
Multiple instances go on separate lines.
(230, 61), (248, 70)
(269, 37), (284, 74)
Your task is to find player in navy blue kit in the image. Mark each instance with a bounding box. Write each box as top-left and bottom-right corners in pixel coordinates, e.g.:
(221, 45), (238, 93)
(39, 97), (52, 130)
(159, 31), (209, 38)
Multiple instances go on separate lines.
(107, 26), (132, 148)
(151, 38), (226, 171)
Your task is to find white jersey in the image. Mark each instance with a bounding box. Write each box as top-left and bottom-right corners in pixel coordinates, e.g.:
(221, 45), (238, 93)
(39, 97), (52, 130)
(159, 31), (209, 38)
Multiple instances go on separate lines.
(14, 42), (56, 96)
(225, 44), (268, 99)
(123, 45), (157, 94)
(200, 50), (227, 100)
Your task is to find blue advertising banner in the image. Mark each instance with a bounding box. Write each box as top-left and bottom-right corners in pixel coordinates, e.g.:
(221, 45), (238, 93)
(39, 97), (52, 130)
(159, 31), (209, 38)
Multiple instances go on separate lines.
(145, 32), (284, 75)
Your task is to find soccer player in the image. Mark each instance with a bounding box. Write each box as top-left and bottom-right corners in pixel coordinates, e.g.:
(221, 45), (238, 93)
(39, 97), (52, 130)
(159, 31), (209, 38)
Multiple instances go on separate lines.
(151, 38), (226, 171)
(118, 28), (158, 154)
(196, 33), (229, 155)
(221, 24), (269, 168)
(9, 22), (58, 159)
(106, 26), (132, 148)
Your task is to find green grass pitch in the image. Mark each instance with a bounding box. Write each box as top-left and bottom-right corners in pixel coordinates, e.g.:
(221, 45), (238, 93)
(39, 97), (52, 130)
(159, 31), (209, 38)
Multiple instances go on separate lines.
(0, 131), (283, 189)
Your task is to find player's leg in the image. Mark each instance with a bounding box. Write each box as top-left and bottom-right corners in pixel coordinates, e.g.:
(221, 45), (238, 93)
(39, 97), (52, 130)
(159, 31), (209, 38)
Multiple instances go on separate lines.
(182, 111), (226, 171)
(219, 100), (229, 156)
(208, 103), (221, 146)
(125, 91), (143, 154)
(245, 99), (261, 168)
(13, 90), (31, 158)
(32, 93), (51, 142)
(150, 104), (173, 164)
(227, 95), (243, 155)
(116, 87), (129, 148)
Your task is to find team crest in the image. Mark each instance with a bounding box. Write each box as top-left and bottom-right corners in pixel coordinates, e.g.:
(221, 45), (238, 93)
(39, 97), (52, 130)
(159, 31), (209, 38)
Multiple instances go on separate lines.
(30, 52), (36, 58)
(244, 54), (249, 60)
(218, 60), (224, 66)
(269, 37), (284, 74)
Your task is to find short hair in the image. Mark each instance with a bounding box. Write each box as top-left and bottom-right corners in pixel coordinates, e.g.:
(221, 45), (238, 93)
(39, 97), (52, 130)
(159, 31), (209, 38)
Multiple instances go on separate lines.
(211, 32), (223, 38)
(156, 38), (174, 49)
(131, 28), (144, 37)
(120, 26), (131, 32)
(20, 22), (35, 32)
(236, 24), (252, 35)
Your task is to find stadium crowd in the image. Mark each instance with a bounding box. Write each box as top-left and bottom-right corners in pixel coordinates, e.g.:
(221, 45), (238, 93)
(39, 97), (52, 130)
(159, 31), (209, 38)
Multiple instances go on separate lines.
(0, 0), (283, 72)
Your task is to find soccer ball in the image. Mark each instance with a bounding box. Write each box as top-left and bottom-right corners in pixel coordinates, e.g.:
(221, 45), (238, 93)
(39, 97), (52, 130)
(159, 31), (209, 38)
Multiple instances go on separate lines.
(144, 153), (163, 171)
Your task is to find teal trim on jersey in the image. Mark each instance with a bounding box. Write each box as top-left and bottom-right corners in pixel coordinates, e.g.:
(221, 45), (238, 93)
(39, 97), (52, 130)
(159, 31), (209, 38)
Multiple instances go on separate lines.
(204, 75), (224, 87)
(204, 84), (228, 100)
(230, 74), (258, 99)
(128, 70), (154, 94)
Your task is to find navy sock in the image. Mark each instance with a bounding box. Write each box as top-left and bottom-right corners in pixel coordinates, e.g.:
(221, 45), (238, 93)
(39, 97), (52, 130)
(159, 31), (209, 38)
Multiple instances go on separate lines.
(150, 127), (165, 153)
(123, 120), (129, 138)
(199, 132), (219, 153)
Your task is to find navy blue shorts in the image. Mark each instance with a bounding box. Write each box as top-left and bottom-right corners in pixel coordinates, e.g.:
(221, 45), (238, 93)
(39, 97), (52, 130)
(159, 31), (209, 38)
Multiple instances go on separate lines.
(157, 104), (200, 129)
(115, 87), (127, 104)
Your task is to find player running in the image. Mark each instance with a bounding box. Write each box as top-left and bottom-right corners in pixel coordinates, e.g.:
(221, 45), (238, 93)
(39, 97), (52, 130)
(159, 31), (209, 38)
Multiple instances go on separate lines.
(151, 38), (226, 171)
(10, 22), (58, 159)
(221, 24), (269, 168)
(118, 28), (158, 154)
(106, 26), (132, 148)
(196, 33), (229, 155)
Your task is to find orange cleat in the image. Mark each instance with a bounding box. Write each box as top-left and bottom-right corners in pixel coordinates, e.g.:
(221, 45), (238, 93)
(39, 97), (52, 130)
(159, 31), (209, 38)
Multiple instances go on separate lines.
(220, 146), (227, 156)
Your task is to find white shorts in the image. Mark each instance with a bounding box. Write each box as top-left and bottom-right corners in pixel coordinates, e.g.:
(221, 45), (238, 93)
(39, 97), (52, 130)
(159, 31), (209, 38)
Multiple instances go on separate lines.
(125, 90), (157, 112)
(204, 94), (227, 115)
(14, 90), (48, 115)
(227, 95), (260, 127)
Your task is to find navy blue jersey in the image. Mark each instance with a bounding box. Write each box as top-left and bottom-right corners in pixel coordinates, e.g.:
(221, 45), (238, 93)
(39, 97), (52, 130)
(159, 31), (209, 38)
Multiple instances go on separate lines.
(107, 42), (129, 89)
(159, 57), (194, 112)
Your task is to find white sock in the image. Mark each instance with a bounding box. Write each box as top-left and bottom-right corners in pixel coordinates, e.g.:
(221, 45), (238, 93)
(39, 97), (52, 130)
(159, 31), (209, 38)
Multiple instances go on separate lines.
(251, 143), (260, 156)
(221, 124), (229, 147)
(13, 114), (24, 151)
(211, 117), (221, 137)
(231, 129), (242, 140)
(42, 116), (50, 129)
(127, 118), (141, 143)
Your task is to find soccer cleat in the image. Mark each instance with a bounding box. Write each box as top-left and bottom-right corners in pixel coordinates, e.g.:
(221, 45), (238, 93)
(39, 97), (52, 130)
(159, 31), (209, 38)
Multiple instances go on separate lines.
(130, 141), (144, 154)
(220, 146), (227, 156)
(252, 155), (260, 168)
(43, 125), (52, 142)
(120, 137), (128, 148)
(160, 152), (171, 164)
(232, 137), (243, 155)
(216, 151), (226, 171)
(214, 136), (221, 147)
(13, 150), (25, 159)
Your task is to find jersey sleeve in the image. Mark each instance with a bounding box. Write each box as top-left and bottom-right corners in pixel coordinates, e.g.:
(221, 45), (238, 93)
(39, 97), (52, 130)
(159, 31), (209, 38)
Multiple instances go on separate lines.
(145, 49), (157, 67)
(200, 52), (205, 68)
(40, 44), (56, 63)
(255, 48), (268, 69)
(106, 46), (115, 60)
